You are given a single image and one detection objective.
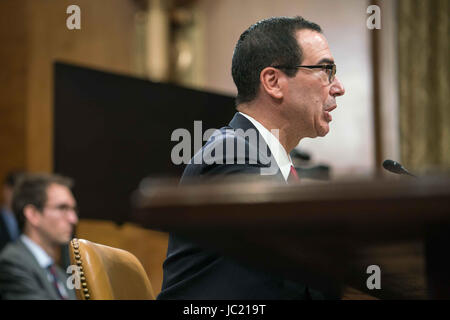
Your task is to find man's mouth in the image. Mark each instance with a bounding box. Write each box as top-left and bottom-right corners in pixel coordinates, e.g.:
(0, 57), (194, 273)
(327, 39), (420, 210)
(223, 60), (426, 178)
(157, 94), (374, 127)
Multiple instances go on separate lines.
(324, 105), (336, 122)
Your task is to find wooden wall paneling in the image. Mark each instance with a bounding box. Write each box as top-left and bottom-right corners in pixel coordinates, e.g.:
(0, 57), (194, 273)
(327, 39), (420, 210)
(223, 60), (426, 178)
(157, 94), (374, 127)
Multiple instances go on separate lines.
(0, 1), (29, 197)
(25, 0), (139, 172)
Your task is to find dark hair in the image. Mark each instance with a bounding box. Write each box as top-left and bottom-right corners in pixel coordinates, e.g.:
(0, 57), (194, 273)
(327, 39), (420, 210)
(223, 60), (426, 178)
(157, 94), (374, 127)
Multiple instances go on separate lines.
(231, 16), (322, 105)
(12, 173), (74, 232)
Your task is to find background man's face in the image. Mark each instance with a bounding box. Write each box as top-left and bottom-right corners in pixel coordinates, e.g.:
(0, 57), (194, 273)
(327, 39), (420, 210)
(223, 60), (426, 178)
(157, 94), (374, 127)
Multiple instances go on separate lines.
(284, 29), (345, 138)
(36, 183), (78, 245)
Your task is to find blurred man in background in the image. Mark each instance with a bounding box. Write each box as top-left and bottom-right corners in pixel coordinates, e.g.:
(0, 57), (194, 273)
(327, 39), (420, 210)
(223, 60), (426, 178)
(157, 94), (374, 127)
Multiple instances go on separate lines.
(0, 171), (23, 253)
(0, 173), (78, 300)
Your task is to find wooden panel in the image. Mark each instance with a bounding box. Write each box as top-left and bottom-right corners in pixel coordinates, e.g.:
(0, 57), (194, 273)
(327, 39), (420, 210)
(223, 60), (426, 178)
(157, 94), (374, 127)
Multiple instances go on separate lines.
(0, 1), (29, 194)
(26, 0), (140, 172)
(75, 219), (168, 296)
(0, 0), (140, 182)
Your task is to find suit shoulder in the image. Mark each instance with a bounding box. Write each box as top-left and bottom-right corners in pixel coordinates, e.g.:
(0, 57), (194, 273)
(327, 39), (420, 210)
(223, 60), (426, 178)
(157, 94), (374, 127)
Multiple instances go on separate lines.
(0, 241), (23, 261)
(0, 240), (35, 268)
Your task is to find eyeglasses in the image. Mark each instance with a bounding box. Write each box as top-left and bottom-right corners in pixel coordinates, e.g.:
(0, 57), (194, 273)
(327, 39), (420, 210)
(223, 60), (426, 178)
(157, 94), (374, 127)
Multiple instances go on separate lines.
(272, 64), (337, 84)
(44, 204), (78, 215)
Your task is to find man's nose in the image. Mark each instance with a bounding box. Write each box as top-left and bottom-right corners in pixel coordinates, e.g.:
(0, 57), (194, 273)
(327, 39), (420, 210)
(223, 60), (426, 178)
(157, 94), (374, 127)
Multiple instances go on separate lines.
(68, 210), (78, 225)
(330, 76), (345, 97)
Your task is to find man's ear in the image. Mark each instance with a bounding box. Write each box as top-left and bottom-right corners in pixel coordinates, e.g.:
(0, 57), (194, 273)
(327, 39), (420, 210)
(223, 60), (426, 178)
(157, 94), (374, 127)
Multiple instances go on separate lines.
(260, 67), (285, 100)
(23, 204), (42, 228)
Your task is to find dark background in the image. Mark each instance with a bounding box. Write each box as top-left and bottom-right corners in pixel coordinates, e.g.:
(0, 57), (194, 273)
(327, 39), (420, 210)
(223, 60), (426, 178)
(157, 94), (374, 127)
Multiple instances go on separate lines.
(54, 62), (235, 223)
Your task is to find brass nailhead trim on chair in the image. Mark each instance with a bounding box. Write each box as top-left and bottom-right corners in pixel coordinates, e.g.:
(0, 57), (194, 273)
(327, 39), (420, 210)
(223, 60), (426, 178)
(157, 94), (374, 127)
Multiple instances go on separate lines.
(71, 238), (90, 300)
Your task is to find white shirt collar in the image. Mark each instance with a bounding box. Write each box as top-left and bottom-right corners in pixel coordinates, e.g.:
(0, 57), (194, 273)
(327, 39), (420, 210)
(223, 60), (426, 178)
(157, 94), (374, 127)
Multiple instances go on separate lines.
(239, 112), (293, 181)
(20, 234), (54, 269)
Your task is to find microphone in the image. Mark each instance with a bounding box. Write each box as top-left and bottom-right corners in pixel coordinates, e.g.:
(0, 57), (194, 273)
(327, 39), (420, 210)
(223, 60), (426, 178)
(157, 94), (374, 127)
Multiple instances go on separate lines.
(382, 159), (416, 178)
(290, 149), (311, 161)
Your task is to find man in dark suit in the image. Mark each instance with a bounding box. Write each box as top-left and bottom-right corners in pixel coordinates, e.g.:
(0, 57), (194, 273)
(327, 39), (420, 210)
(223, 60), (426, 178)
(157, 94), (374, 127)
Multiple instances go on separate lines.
(0, 172), (22, 253)
(158, 16), (345, 299)
(0, 173), (78, 300)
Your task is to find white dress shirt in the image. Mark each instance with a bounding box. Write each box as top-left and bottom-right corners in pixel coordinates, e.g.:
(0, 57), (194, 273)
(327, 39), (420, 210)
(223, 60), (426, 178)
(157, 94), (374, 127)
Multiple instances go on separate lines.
(20, 234), (53, 269)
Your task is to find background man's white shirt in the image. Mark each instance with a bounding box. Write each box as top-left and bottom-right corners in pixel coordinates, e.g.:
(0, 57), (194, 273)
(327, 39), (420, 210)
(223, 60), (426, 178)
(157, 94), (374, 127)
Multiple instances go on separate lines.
(20, 234), (53, 269)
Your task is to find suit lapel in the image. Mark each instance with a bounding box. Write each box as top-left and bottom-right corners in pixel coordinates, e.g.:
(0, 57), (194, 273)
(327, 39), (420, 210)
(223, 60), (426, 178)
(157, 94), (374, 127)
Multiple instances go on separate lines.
(16, 239), (63, 300)
(229, 113), (285, 182)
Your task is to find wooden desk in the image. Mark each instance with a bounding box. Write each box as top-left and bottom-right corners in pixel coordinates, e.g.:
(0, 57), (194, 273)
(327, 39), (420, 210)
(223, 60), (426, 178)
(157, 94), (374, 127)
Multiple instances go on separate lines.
(131, 176), (450, 299)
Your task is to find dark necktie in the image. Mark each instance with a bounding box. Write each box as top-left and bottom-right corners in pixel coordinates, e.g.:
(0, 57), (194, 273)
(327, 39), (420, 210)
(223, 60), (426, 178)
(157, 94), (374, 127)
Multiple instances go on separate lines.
(287, 165), (300, 183)
(47, 264), (68, 300)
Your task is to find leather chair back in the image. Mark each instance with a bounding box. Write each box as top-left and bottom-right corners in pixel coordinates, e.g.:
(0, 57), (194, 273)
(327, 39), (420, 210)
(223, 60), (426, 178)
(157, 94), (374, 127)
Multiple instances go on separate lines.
(69, 238), (155, 300)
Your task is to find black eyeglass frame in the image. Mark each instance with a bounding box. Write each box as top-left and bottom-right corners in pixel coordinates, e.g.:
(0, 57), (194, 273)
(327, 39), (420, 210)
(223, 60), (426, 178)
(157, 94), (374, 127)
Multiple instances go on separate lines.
(272, 64), (336, 84)
(43, 204), (79, 215)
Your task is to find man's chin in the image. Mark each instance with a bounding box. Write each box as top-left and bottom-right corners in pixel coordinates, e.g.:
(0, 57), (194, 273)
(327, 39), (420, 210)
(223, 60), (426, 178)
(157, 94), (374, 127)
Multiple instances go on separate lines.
(58, 234), (73, 245)
(317, 124), (330, 137)
(305, 124), (329, 138)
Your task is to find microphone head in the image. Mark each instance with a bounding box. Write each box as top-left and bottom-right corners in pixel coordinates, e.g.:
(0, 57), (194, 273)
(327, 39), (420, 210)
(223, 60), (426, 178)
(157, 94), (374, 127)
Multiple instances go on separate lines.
(291, 149), (311, 161)
(382, 159), (409, 175)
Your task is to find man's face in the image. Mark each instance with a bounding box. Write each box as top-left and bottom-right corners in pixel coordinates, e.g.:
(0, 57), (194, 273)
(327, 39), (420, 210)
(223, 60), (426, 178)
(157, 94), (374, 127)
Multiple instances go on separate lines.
(36, 183), (78, 246)
(283, 29), (345, 138)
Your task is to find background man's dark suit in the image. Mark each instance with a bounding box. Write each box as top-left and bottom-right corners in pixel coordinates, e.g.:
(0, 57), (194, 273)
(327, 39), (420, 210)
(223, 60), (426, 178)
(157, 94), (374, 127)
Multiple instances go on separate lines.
(0, 239), (76, 300)
(0, 210), (13, 253)
(158, 112), (313, 299)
